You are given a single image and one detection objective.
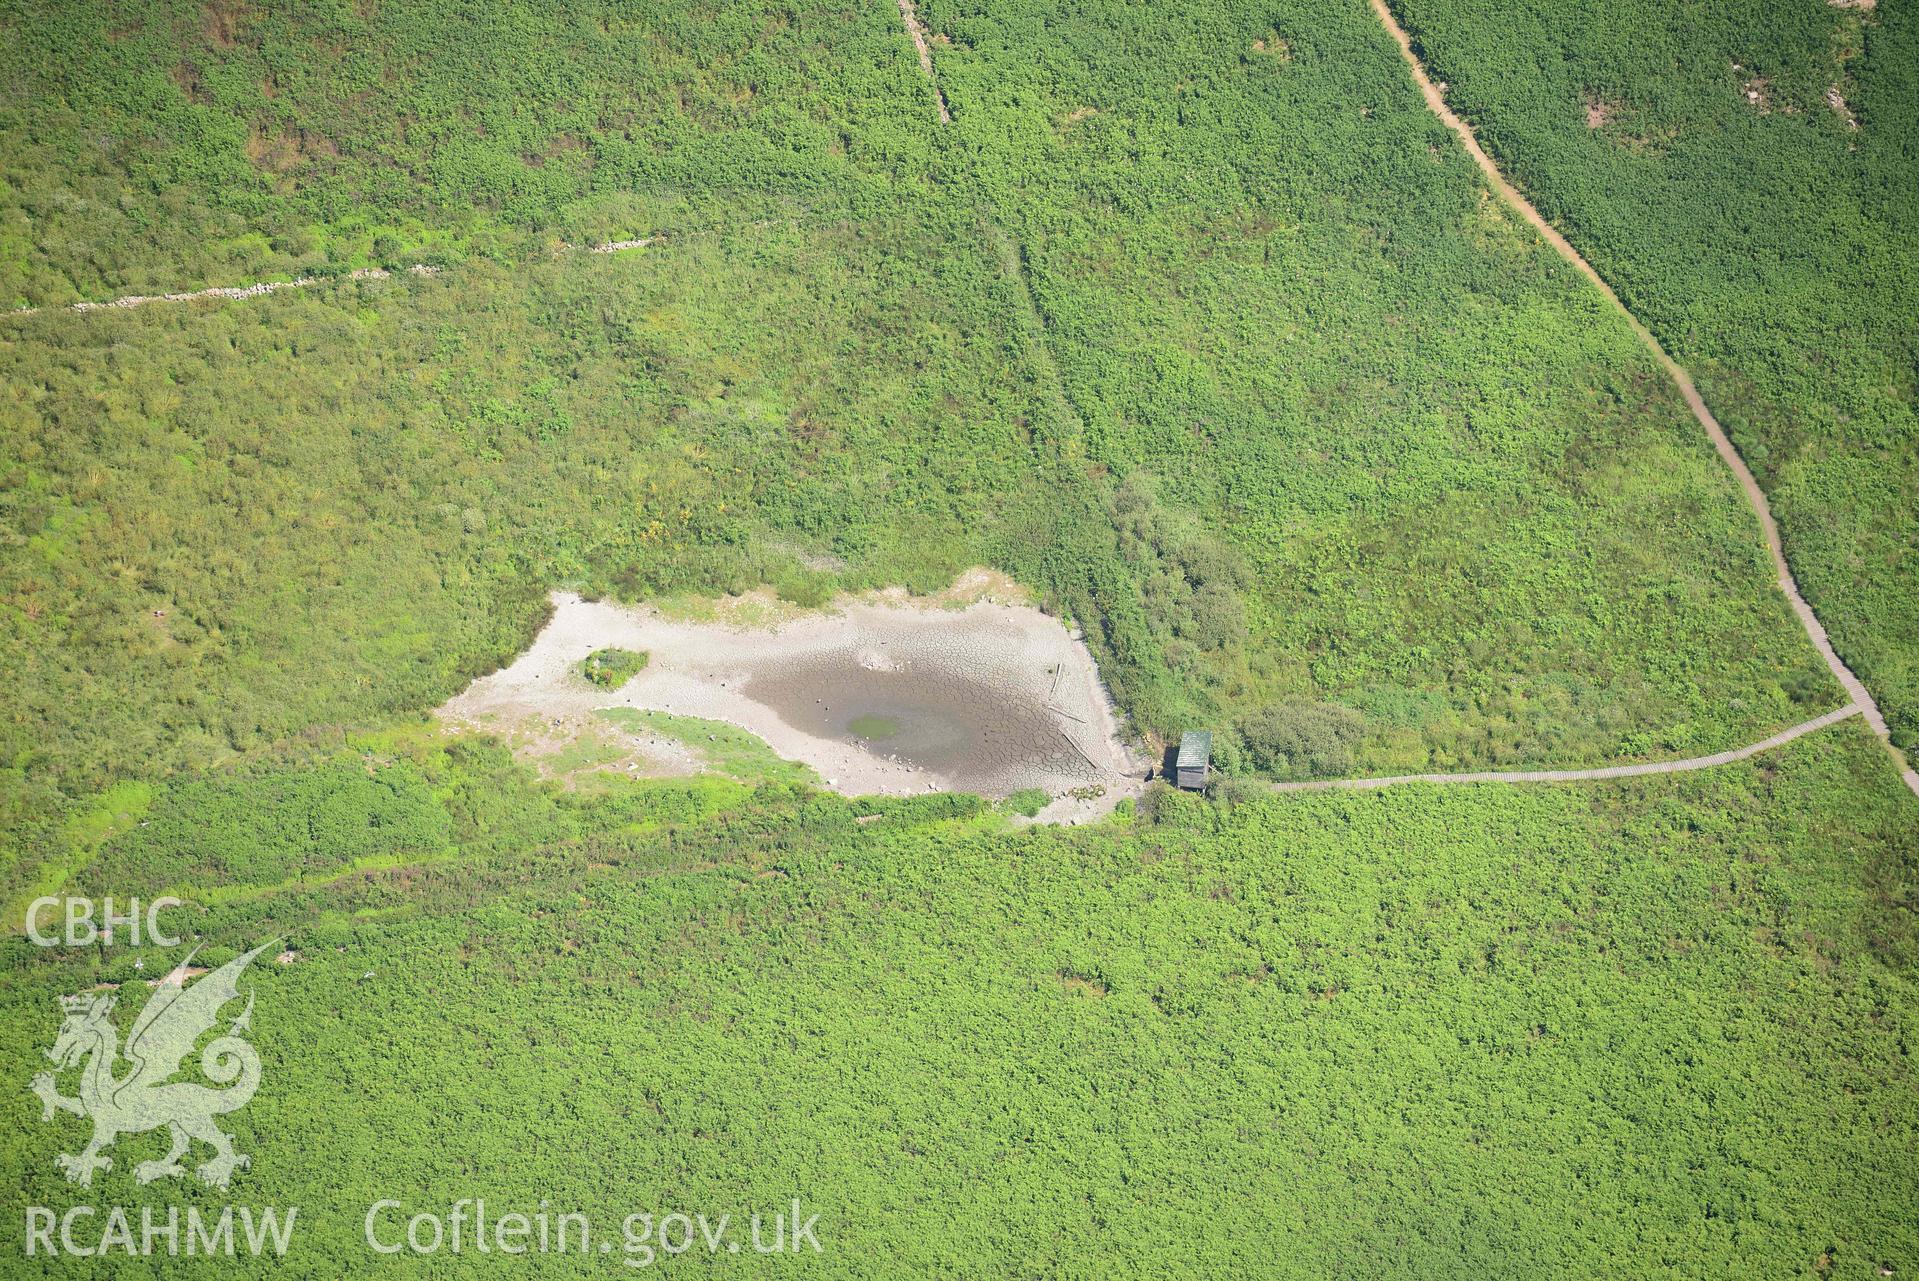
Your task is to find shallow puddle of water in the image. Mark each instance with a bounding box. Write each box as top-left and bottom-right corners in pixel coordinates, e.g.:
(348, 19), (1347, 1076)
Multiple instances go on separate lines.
(746, 655), (1089, 795)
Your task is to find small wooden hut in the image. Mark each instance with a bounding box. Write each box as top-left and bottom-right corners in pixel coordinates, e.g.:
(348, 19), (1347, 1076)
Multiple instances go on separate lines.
(1175, 731), (1212, 790)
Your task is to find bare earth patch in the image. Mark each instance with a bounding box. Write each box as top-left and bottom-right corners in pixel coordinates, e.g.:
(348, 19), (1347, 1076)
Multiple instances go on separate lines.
(148, 966), (208, 988)
(1827, 86), (1860, 129)
(201, 0), (256, 47)
(440, 578), (1145, 816)
(1060, 972), (1109, 998)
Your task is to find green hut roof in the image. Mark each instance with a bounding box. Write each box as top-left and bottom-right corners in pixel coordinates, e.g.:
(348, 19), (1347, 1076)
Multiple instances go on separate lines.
(1177, 731), (1212, 768)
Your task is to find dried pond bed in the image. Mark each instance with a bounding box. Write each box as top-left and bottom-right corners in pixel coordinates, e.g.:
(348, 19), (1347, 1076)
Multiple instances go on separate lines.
(440, 586), (1143, 811)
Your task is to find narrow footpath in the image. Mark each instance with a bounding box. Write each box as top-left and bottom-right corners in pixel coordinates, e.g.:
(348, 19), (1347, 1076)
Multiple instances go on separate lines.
(896, 0), (951, 123)
(1270, 703), (1861, 792)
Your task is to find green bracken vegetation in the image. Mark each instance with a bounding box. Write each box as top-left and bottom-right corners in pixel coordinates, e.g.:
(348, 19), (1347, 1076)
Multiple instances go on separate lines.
(1, 0), (1916, 1274)
(1385, 0), (1919, 750)
(4, 728), (1917, 1275)
(0, 0), (932, 303)
(1002, 785), (1049, 817)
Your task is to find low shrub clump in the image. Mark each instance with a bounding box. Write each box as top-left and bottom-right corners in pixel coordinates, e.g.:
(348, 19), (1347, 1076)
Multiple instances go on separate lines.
(1239, 701), (1365, 780)
(580, 648), (649, 689)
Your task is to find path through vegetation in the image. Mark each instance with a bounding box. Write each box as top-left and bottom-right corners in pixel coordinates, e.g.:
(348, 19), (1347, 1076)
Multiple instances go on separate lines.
(895, 0), (950, 122)
(5, 241), (649, 318)
(1270, 702), (1861, 792)
(6, 265), (434, 317)
(1369, 0), (1919, 800)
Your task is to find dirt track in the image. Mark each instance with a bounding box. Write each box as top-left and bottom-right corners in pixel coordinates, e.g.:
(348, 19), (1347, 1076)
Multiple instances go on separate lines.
(5, 265), (436, 317)
(1271, 702), (1861, 792)
(1368, 0), (1919, 800)
(4, 241), (648, 318)
(895, 0), (951, 122)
